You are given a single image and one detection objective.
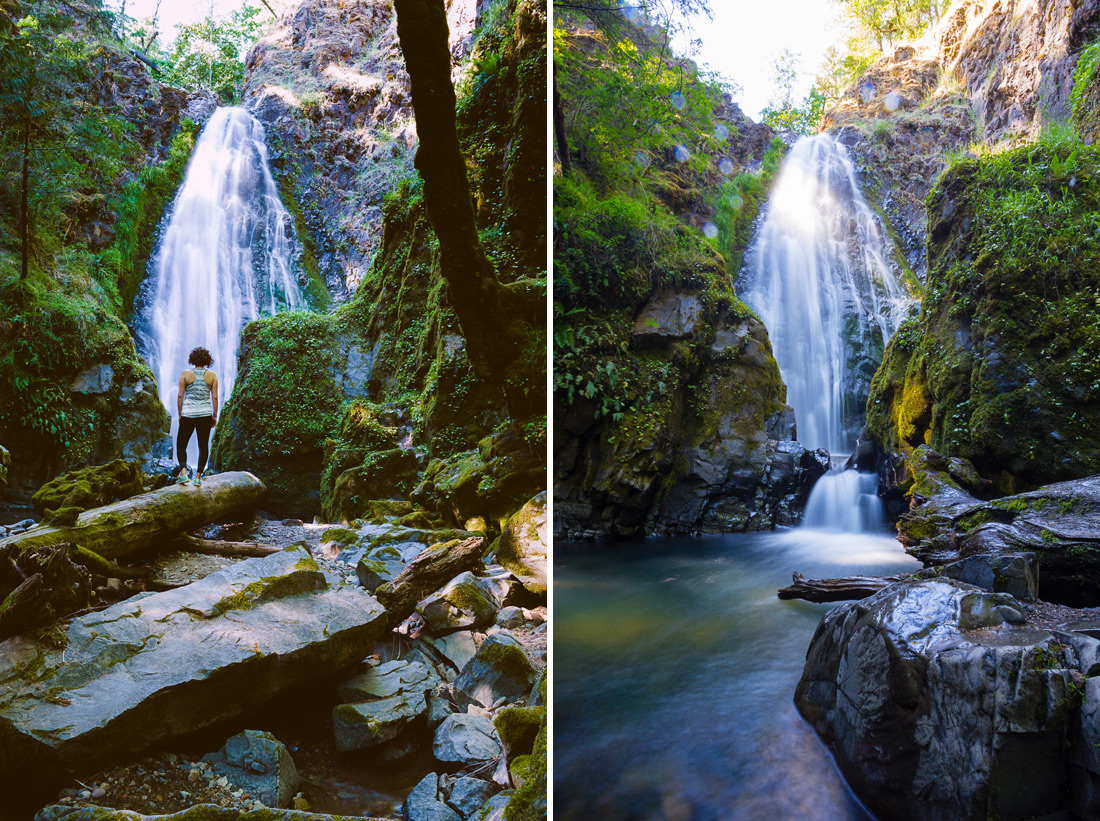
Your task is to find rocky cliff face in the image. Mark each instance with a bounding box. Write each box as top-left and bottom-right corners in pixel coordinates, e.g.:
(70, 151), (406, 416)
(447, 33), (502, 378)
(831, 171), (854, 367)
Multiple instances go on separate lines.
(242, 0), (489, 296)
(555, 300), (826, 539)
(865, 139), (1100, 494)
(824, 0), (1100, 279)
(216, 0), (546, 526)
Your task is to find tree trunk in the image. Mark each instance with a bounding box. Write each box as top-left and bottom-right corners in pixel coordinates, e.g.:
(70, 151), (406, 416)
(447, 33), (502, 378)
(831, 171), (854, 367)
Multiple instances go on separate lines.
(20, 112), (30, 280)
(375, 536), (485, 628)
(0, 472), (266, 562)
(553, 62), (571, 176)
(175, 534), (280, 557)
(777, 571), (909, 603)
(392, 0), (522, 395)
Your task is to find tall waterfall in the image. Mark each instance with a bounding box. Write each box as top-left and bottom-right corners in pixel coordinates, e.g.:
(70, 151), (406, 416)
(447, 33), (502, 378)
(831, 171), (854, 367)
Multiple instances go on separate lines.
(739, 134), (912, 455)
(136, 106), (304, 466)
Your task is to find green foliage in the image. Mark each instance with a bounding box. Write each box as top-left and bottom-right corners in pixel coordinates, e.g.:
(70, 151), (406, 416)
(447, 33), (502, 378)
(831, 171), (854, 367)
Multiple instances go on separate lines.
(759, 50), (827, 136)
(1071, 34), (1100, 142)
(99, 119), (199, 315)
(838, 0), (950, 50)
(0, 8), (136, 277)
(553, 19), (722, 185)
(867, 130), (1100, 490)
(161, 4), (264, 103)
(711, 137), (785, 280)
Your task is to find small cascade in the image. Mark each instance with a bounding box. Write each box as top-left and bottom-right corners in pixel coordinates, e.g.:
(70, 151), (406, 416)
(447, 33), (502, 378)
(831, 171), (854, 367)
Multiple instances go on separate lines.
(739, 133), (913, 454)
(136, 106), (304, 465)
(802, 465), (885, 534)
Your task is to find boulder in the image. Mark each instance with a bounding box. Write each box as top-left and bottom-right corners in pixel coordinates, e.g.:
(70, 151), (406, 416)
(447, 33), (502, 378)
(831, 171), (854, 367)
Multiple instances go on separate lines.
(422, 631), (481, 674)
(335, 659), (440, 703)
(445, 776), (498, 818)
(0, 546), (387, 785)
(433, 713), (503, 765)
(797, 578), (1085, 820)
(453, 634), (537, 709)
(471, 792), (513, 821)
(418, 571), (499, 632)
(426, 682), (456, 727)
(495, 493), (546, 596)
(332, 692), (426, 753)
(201, 729), (300, 808)
(406, 772), (462, 821)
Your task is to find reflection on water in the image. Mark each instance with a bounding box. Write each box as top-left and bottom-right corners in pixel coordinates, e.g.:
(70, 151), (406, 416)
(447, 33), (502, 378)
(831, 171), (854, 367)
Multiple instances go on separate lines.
(554, 529), (920, 821)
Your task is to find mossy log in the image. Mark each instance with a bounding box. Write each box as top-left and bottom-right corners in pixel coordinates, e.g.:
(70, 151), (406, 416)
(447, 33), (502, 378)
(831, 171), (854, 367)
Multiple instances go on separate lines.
(375, 536), (485, 628)
(778, 571), (911, 603)
(0, 472), (265, 563)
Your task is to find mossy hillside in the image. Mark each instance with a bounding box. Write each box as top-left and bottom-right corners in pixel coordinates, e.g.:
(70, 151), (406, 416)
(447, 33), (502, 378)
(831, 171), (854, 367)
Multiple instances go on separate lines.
(212, 311), (342, 517)
(867, 133), (1100, 492)
(503, 724), (546, 821)
(1071, 35), (1100, 144)
(98, 119), (199, 316)
(0, 275), (169, 497)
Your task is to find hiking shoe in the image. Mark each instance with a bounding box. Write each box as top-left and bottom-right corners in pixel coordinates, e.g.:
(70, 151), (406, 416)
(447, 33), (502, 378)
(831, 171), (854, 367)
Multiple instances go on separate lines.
(194, 474), (202, 487)
(176, 475), (190, 485)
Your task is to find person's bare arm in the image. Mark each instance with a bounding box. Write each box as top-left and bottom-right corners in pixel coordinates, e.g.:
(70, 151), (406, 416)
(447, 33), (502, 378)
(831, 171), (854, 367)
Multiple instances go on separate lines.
(177, 374), (186, 417)
(210, 372), (219, 424)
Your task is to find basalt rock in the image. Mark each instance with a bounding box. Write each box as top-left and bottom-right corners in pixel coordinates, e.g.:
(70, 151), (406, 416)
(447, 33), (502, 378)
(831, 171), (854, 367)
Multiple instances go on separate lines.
(0, 546), (388, 786)
(797, 578), (1088, 820)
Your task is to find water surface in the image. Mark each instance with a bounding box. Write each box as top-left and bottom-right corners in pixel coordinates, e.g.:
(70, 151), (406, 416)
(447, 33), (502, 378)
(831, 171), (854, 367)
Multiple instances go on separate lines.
(554, 529), (920, 820)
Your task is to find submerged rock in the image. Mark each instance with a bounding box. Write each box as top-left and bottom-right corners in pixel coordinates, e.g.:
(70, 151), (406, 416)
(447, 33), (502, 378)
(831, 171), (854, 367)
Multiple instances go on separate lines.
(797, 578), (1088, 820)
(0, 546), (387, 785)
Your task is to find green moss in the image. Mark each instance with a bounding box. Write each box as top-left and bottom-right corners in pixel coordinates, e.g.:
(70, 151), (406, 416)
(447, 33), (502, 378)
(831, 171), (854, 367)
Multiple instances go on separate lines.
(503, 723), (546, 821)
(479, 639), (536, 684)
(866, 135), (1100, 492)
(494, 705), (544, 755)
(32, 458), (144, 514)
(320, 527), (359, 546)
(208, 566), (325, 618)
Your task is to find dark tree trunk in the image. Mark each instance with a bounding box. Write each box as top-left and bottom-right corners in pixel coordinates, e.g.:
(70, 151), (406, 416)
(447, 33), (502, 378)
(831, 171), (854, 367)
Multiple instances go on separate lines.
(553, 62), (571, 176)
(20, 113), (30, 280)
(777, 571), (910, 603)
(392, 0), (523, 396)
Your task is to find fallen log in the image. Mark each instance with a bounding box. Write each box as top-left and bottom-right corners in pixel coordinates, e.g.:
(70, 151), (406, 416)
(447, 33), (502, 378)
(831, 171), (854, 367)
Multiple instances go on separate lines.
(175, 534), (281, 558)
(375, 536), (485, 628)
(778, 571), (910, 603)
(0, 472), (266, 563)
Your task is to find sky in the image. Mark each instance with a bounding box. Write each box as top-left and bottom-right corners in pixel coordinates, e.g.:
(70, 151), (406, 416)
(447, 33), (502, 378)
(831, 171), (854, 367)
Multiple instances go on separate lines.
(110, 0), (286, 45)
(684, 0), (851, 120)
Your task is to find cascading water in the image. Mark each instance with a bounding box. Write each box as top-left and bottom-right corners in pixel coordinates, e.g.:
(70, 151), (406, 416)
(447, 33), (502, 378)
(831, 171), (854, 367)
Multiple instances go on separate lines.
(739, 133), (912, 455)
(739, 134), (913, 532)
(136, 106), (304, 466)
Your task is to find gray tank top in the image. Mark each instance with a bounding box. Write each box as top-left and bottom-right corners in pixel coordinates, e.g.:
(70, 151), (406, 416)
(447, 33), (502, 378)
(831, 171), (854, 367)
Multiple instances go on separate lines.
(182, 367), (214, 417)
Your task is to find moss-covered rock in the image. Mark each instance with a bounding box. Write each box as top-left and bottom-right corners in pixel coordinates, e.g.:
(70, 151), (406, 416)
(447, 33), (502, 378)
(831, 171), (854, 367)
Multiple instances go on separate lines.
(866, 137), (1100, 493)
(496, 492), (546, 596)
(31, 459), (145, 515)
(503, 724), (546, 821)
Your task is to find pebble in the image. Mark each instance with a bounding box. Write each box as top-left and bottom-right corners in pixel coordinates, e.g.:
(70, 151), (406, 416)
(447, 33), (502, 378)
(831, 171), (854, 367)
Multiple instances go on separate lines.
(188, 769), (201, 783)
(80, 790), (91, 799)
(91, 788), (106, 799)
(251, 801), (265, 811)
(217, 776), (229, 788)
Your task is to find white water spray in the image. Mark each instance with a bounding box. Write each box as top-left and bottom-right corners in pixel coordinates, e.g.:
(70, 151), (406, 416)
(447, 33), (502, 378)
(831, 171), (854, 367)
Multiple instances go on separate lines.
(136, 106), (304, 466)
(740, 134), (912, 455)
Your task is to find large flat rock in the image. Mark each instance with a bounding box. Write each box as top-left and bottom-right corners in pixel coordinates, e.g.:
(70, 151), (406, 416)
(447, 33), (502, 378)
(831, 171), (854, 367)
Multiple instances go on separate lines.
(0, 546), (387, 785)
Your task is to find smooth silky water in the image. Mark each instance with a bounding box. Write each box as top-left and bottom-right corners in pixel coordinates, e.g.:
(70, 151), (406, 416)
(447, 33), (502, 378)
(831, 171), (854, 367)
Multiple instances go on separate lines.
(136, 106), (304, 466)
(555, 134), (920, 819)
(554, 529), (920, 820)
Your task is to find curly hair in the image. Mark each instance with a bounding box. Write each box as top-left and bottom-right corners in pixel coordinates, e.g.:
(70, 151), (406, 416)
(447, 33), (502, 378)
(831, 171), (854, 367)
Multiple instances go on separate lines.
(188, 347), (214, 367)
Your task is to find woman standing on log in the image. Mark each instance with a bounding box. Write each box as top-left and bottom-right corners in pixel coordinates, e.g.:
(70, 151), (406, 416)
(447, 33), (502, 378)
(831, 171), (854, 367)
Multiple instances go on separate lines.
(175, 347), (219, 487)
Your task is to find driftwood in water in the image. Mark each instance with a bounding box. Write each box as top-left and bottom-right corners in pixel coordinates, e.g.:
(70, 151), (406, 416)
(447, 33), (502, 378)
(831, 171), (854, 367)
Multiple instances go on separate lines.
(0, 472), (266, 563)
(375, 536), (485, 628)
(176, 534), (280, 558)
(0, 542), (91, 639)
(778, 571), (910, 603)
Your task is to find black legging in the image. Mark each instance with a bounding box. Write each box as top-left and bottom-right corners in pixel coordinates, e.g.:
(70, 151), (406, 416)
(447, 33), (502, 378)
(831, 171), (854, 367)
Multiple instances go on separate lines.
(177, 416), (214, 475)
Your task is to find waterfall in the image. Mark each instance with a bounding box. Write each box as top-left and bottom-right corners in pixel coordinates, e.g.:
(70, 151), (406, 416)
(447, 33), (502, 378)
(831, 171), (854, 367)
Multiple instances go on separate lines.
(136, 106), (304, 467)
(739, 133), (912, 455)
(803, 466), (885, 533)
